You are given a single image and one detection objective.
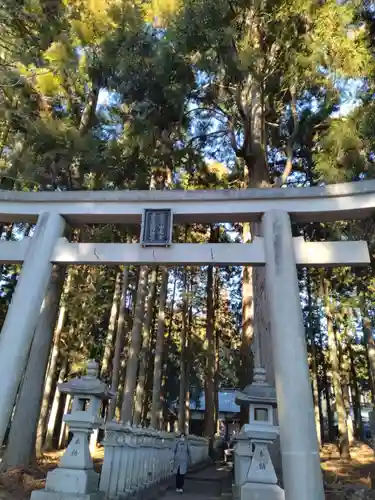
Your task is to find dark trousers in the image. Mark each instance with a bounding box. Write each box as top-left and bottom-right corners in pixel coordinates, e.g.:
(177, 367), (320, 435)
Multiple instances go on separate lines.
(176, 467), (185, 489)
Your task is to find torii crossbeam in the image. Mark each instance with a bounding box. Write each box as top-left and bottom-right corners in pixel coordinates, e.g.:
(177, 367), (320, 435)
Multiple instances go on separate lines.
(0, 237), (369, 266)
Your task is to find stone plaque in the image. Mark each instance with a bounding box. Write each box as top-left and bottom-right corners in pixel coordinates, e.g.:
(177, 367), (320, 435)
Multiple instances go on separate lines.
(141, 209), (172, 247)
(247, 443), (277, 484)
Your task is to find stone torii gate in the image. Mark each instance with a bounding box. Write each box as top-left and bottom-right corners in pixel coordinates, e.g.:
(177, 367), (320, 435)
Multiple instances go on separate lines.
(0, 180), (373, 500)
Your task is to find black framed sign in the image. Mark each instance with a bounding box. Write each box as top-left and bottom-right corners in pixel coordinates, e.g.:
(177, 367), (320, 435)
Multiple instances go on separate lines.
(141, 209), (173, 247)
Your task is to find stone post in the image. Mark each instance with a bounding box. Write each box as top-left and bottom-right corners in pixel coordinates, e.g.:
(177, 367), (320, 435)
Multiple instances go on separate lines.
(150, 430), (158, 484)
(31, 360), (114, 500)
(101, 422), (126, 497)
(262, 210), (325, 500)
(142, 432), (149, 487)
(115, 427), (127, 495)
(0, 212), (65, 445)
(160, 431), (170, 480)
(126, 430), (137, 494)
(150, 431), (157, 485)
(132, 428), (143, 492)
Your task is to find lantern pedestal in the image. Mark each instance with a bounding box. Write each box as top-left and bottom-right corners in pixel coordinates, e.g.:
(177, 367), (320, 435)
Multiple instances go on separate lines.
(247, 441), (277, 484)
(31, 360), (114, 500)
(240, 483), (285, 500)
(31, 423), (103, 500)
(32, 471), (103, 500)
(234, 367), (285, 500)
(34, 425), (101, 500)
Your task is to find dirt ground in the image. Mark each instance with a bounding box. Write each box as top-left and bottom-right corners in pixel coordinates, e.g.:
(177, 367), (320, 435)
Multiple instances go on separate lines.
(0, 448), (104, 499)
(321, 443), (375, 499)
(0, 443), (375, 499)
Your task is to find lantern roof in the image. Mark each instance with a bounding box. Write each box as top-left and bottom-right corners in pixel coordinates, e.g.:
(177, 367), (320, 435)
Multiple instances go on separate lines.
(58, 360), (115, 400)
(235, 367), (277, 407)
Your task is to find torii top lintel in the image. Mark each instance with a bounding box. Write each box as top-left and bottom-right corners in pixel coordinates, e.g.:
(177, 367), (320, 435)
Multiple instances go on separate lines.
(1, 179), (375, 224)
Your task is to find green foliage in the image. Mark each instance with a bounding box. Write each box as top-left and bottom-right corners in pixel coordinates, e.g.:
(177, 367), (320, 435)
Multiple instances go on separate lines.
(314, 116), (369, 182)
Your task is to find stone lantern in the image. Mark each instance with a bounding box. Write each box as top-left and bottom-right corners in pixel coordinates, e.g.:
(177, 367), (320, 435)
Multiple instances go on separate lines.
(234, 367), (284, 500)
(31, 360), (115, 500)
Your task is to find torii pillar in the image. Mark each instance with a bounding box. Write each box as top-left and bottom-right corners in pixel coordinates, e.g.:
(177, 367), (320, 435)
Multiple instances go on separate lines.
(0, 213), (65, 446)
(263, 210), (325, 500)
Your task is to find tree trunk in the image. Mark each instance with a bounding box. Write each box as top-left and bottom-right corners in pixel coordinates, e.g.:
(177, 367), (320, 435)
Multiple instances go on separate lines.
(318, 388), (325, 445)
(141, 337), (155, 424)
(214, 352), (220, 435)
(44, 358), (68, 450)
(240, 223), (254, 381)
(133, 268), (158, 425)
(144, 293), (159, 424)
(35, 270), (73, 456)
(324, 377), (335, 443)
(204, 264), (215, 450)
(151, 267), (168, 429)
(252, 243), (272, 381)
(363, 313), (375, 403)
(178, 270), (189, 433)
(184, 373), (190, 435)
(58, 394), (71, 449)
(108, 266), (129, 421)
(337, 329), (355, 447)
(306, 269), (322, 447)
(239, 76), (270, 399)
(2, 265), (65, 469)
(312, 341), (324, 446)
(160, 274), (177, 430)
(319, 331), (334, 442)
(348, 339), (364, 440)
(341, 376), (355, 446)
(184, 299), (193, 435)
(116, 355), (129, 420)
(79, 86), (99, 133)
(101, 270), (122, 380)
(214, 269), (220, 435)
(247, 83), (273, 387)
(70, 84), (100, 188)
(121, 266), (149, 423)
(311, 340), (322, 448)
(239, 222), (254, 426)
(131, 268), (140, 316)
(51, 389), (66, 450)
(324, 280), (350, 458)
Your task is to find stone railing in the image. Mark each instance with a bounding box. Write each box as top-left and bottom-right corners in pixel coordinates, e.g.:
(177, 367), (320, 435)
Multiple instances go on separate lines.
(186, 434), (209, 466)
(99, 422), (209, 499)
